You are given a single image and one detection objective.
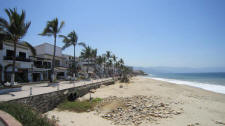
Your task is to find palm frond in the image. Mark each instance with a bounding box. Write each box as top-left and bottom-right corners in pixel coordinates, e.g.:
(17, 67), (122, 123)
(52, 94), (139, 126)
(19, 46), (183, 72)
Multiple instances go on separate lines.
(78, 42), (87, 48)
(62, 43), (71, 50)
(58, 21), (65, 33)
(0, 17), (9, 27)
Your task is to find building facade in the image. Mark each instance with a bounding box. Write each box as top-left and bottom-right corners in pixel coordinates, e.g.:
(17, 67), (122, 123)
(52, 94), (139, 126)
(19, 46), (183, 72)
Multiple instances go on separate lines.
(0, 41), (34, 83)
(34, 43), (68, 80)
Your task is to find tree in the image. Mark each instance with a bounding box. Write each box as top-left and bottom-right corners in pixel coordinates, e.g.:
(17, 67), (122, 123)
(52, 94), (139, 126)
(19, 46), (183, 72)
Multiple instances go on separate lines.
(105, 51), (111, 75)
(102, 55), (107, 76)
(80, 46), (92, 78)
(112, 54), (117, 77)
(107, 59), (113, 76)
(96, 55), (104, 77)
(106, 51), (111, 61)
(39, 18), (64, 82)
(59, 30), (78, 77)
(91, 48), (97, 74)
(0, 8), (31, 84)
(118, 58), (124, 76)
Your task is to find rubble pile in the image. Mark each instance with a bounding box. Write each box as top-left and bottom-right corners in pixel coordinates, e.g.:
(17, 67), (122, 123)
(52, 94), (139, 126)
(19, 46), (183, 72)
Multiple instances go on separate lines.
(95, 96), (182, 125)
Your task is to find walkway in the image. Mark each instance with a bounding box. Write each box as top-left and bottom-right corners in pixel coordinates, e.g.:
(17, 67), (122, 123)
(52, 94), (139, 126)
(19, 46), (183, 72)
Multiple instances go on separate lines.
(0, 78), (113, 102)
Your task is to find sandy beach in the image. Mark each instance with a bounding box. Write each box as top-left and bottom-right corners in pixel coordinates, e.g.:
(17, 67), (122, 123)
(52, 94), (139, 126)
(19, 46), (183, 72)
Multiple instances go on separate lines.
(46, 76), (225, 126)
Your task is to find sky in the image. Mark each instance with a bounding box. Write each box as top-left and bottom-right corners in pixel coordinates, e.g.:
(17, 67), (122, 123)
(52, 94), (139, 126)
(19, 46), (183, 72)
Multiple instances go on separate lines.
(1, 0), (225, 68)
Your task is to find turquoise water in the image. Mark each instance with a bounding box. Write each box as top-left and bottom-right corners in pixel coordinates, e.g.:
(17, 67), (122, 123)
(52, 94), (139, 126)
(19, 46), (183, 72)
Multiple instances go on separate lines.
(148, 72), (225, 94)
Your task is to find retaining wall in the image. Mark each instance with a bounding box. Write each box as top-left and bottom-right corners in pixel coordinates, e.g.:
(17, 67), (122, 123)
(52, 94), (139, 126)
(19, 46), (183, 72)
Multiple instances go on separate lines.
(8, 80), (114, 113)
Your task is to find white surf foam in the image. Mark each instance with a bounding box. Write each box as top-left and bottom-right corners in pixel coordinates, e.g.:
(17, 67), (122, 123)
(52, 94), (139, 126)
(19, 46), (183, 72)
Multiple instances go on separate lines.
(146, 76), (225, 94)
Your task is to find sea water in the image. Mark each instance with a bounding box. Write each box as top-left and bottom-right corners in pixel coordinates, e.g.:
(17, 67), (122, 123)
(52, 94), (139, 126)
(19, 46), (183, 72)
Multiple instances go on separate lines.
(147, 72), (225, 94)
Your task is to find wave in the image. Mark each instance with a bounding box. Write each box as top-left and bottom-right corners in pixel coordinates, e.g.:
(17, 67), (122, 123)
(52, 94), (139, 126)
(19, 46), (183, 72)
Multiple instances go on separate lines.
(146, 76), (225, 94)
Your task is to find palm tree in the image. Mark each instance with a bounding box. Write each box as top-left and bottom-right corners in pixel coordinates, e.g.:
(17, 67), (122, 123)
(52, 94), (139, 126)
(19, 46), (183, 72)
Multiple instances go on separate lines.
(96, 55), (104, 77)
(107, 59), (113, 76)
(112, 54), (117, 77)
(118, 58), (124, 66)
(80, 46), (92, 78)
(91, 48), (97, 73)
(102, 55), (107, 76)
(39, 18), (64, 82)
(59, 30), (78, 77)
(106, 51), (111, 61)
(105, 51), (111, 75)
(0, 8), (31, 84)
(118, 58), (124, 77)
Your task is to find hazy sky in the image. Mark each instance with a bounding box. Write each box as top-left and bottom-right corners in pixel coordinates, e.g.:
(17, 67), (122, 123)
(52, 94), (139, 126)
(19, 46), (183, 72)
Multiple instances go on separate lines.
(1, 0), (225, 68)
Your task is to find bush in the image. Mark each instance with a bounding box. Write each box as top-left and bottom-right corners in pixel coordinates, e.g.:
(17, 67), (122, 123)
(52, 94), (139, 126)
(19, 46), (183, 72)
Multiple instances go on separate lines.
(0, 103), (56, 126)
(57, 98), (102, 112)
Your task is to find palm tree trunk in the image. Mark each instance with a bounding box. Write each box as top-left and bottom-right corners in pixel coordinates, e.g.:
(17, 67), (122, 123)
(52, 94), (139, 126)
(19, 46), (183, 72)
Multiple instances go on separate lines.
(103, 64), (105, 77)
(11, 39), (17, 85)
(87, 58), (89, 78)
(73, 44), (76, 78)
(51, 34), (56, 82)
(113, 64), (115, 79)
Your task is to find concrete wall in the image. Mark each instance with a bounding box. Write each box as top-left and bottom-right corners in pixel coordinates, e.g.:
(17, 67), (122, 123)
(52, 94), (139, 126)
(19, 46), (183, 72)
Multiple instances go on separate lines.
(7, 80), (114, 113)
(35, 43), (62, 57)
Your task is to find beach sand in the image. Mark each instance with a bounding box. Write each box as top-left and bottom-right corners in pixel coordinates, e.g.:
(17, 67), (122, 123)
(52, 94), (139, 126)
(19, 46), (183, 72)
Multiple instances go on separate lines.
(46, 76), (225, 126)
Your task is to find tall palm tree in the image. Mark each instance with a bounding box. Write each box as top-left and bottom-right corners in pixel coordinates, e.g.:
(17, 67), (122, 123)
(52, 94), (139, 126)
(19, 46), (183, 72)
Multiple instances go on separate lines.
(102, 55), (107, 76)
(91, 48), (97, 73)
(106, 51), (111, 61)
(105, 51), (111, 75)
(112, 54), (117, 77)
(118, 58), (124, 66)
(0, 8), (31, 84)
(96, 55), (103, 77)
(107, 59), (113, 76)
(118, 58), (124, 76)
(59, 30), (78, 77)
(39, 18), (64, 82)
(80, 46), (92, 78)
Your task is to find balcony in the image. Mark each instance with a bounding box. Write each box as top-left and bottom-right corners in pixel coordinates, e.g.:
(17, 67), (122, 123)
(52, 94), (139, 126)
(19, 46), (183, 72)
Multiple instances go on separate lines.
(4, 56), (32, 62)
(34, 64), (51, 69)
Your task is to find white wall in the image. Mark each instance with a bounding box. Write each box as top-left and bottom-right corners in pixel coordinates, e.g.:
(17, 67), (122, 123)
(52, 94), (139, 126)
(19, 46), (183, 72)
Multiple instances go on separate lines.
(0, 42), (33, 69)
(3, 43), (32, 58)
(35, 43), (62, 57)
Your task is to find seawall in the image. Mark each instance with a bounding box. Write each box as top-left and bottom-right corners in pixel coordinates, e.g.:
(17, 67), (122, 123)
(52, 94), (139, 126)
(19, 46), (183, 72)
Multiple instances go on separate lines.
(7, 80), (114, 113)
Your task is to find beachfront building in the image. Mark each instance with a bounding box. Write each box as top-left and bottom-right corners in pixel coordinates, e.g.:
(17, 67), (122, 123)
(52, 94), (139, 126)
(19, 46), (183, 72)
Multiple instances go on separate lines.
(62, 54), (80, 77)
(0, 41), (35, 83)
(34, 43), (68, 80)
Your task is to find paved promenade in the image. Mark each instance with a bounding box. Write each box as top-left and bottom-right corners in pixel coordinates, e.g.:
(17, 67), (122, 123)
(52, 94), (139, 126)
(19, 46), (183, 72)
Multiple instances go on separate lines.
(0, 78), (113, 102)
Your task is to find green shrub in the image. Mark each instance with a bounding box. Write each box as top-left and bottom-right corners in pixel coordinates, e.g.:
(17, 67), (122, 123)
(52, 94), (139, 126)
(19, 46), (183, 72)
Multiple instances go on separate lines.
(57, 98), (102, 112)
(0, 103), (56, 126)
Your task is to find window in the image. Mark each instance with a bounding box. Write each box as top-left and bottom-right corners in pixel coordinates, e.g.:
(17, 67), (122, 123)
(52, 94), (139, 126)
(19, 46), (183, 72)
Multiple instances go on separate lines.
(6, 50), (14, 57)
(47, 62), (51, 68)
(19, 52), (26, 58)
(34, 61), (42, 68)
(55, 60), (60, 67)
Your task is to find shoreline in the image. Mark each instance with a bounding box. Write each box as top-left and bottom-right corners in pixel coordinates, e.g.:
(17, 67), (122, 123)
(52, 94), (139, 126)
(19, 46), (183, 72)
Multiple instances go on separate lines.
(46, 76), (225, 126)
(144, 75), (225, 95)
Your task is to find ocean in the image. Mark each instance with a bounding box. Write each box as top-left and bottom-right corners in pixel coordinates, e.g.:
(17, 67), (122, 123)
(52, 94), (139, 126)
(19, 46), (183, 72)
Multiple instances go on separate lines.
(147, 72), (225, 94)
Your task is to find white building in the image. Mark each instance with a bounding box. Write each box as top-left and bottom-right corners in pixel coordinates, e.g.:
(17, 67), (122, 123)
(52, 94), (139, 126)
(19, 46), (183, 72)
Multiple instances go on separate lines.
(0, 41), (34, 83)
(34, 43), (68, 80)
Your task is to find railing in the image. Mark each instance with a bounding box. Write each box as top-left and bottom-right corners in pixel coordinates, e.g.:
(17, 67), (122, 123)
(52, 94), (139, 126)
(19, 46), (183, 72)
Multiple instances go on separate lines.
(4, 56), (32, 62)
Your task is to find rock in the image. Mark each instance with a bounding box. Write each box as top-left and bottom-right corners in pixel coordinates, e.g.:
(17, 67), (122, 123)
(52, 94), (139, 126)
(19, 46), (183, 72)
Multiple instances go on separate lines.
(94, 95), (180, 125)
(195, 122), (200, 125)
(215, 120), (225, 125)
